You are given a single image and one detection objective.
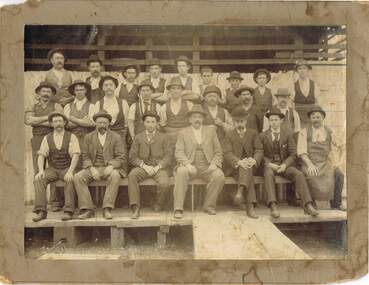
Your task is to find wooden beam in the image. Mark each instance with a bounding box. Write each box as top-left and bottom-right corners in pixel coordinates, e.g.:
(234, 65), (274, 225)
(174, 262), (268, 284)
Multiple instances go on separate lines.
(157, 225), (170, 249)
(111, 227), (125, 248)
(145, 37), (153, 72)
(97, 30), (106, 71)
(193, 32), (200, 73)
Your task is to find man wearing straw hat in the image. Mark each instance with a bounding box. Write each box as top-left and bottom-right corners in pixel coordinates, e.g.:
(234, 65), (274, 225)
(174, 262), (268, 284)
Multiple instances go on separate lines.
(85, 54), (105, 104)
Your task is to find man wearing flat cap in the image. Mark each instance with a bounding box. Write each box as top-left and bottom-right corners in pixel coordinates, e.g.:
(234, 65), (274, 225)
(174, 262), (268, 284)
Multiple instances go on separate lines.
(32, 111), (80, 222)
(202, 85), (233, 142)
(260, 107), (318, 218)
(222, 71), (244, 112)
(234, 85), (264, 133)
(173, 104), (225, 219)
(128, 111), (173, 219)
(44, 48), (73, 106)
(85, 54), (105, 104)
(253, 69), (274, 114)
(117, 64), (140, 107)
(297, 105), (346, 211)
(128, 80), (162, 138)
(222, 107), (263, 217)
(74, 111), (127, 220)
(146, 58), (168, 104)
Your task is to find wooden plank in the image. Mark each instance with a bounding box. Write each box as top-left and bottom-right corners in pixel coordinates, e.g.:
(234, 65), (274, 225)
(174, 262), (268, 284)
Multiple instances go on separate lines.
(157, 225), (170, 249)
(193, 32), (200, 73)
(111, 227), (125, 248)
(276, 52), (346, 59)
(192, 211), (311, 259)
(39, 253), (120, 260)
(97, 30), (106, 69)
(54, 227), (89, 247)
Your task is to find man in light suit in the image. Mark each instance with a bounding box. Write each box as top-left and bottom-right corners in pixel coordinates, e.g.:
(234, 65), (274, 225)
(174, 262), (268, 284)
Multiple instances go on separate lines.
(73, 111), (127, 220)
(173, 104), (225, 219)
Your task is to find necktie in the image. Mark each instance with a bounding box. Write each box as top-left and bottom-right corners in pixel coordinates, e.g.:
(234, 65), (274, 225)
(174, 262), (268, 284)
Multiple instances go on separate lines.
(285, 110), (289, 122)
(273, 132), (279, 142)
(148, 132), (154, 142)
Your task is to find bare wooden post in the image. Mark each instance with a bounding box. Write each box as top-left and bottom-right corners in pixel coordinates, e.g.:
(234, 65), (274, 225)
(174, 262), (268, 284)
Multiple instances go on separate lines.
(193, 32), (200, 73)
(157, 225), (170, 249)
(111, 227), (125, 248)
(97, 29), (106, 71)
(145, 37), (153, 72)
(294, 34), (304, 60)
(54, 227), (89, 248)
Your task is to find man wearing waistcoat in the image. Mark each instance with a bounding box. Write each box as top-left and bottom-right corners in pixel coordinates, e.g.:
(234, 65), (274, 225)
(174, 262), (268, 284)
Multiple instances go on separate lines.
(260, 107), (318, 218)
(221, 71), (243, 112)
(128, 111), (173, 219)
(74, 111), (128, 220)
(128, 81), (161, 138)
(32, 112), (80, 222)
(173, 104), (225, 219)
(222, 107), (263, 217)
(85, 55), (104, 104)
(117, 64), (140, 107)
(146, 58), (168, 105)
(253, 69), (274, 114)
(44, 49), (73, 106)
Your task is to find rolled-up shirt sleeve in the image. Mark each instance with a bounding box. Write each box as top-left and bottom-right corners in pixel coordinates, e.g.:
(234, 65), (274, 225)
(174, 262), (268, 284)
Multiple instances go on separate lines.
(293, 109), (302, 133)
(297, 128), (308, 157)
(122, 99), (130, 127)
(37, 136), (49, 157)
(69, 134), (81, 157)
(128, 103), (136, 121)
(159, 104), (167, 127)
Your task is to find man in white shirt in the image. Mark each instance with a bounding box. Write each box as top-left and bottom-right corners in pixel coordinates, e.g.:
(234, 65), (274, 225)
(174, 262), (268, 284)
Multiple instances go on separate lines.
(146, 58), (168, 104)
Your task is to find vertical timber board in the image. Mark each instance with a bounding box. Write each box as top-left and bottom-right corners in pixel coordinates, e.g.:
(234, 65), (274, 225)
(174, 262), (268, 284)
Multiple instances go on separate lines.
(193, 32), (200, 73)
(294, 33), (304, 60)
(97, 29), (106, 71)
(54, 227), (90, 248)
(111, 226), (125, 248)
(157, 225), (170, 249)
(145, 37), (153, 72)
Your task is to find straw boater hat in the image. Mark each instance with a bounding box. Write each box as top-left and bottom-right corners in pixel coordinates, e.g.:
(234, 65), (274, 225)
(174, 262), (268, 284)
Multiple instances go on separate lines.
(93, 111), (112, 122)
(166, 77), (185, 90)
(35, 81), (57, 95)
(175, 55), (192, 67)
(227, 71), (243, 81)
(230, 107), (248, 120)
(253, 69), (271, 84)
(148, 57), (161, 67)
(265, 107), (285, 119)
(47, 48), (65, 62)
(138, 80), (155, 93)
(203, 85), (222, 98)
(307, 105), (326, 118)
(86, 54), (103, 66)
(274, 88), (291, 97)
(48, 111), (68, 125)
(234, 85), (254, 97)
(122, 63), (140, 78)
(142, 110), (160, 122)
(186, 104), (207, 117)
(294, 59), (312, 71)
(99, 75), (119, 90)
(68, 80), (92, 100)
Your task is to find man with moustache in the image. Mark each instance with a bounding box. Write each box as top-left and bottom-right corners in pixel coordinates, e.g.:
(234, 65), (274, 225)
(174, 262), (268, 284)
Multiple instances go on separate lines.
(221, 71), (244, 112)
(32, 111), (80, 222)
(128, 111), (173, 219)
(253, 69), (274, 114)
(234, 85), (264, 133)
(118, 64), (140, 107)
(44, 49), (73, 106)
(173, 104), (225, 219)
(74, 111), (127, 220)
(85, 55), (104, 104)
(145, 58), (167, 105)
(199, 66), (215, 98)
(222, 107), (263, 217)
(127, 81), (162, 138)
(260, 107), (318, 218)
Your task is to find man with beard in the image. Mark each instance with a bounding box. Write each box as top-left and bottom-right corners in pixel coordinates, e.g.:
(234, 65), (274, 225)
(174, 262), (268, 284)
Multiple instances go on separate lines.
(74, 111), (127, 220)
(260, 107), (318, 218)
(128, 111), (173, 219)
(44, 49), (73, 106)
(145, 58), (167, 105)
(234, 85), (264, 133)
(253, 69), (274, 114)
(32, 112), (80, 222)
(173, 104), (225, 219)
(222, 107), (263, 217)
(297, 105), (346, 211)
(128, 81), (162, 138)
(85, 55), (104, 104)
(118, 64), (140, 107)
(221, 71), (244, 112)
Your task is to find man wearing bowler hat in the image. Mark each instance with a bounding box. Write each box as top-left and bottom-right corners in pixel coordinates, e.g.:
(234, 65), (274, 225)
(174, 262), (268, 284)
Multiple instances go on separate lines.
(260, 107), (318, 218)
(173, 104), (225, 219)
(118, 63), (140, 107)
(253, 69), (274, 114)
(128, 111), (173, 219)
(222, 107), (263, 217)
(32, 111), (80, 222)
(74, 111), (127, 220)
(146, 58), (168, 104)
(85, 55), (105, 104)
(222, 71), (244, 112)
(44, 48), (73, 106)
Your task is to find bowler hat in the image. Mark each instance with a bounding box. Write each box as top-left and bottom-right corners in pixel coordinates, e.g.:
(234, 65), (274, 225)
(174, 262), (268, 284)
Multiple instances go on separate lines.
(86, 54), (103, 66)
(68, 80), (92, 99)
(186, 104), (207, 117)
(138, 80), (155, 93)
(35, 81), (57, 95)
(166, 77), (184, 90)
(227, 71), (243, 81)
(122, 64), (140, 78)
(48, 111), (68, 126)
(99, 75), (118, 90)
(295, 59), (312, 71)
(142, 110), (160, 122)
(307, 105), (326, 118)
(203, 85), (222, 98)
(148, 58), (161, 67)
(275, 88), (291, 97)
(93, 111), (112, 122)
(234, 85), (254, 97)
(230, 107), (249, 120)
(265, 107), (285, 119)
(47, 48), (65, 62)
(253, 69), (271, 84)
(175, 55), (192, 66)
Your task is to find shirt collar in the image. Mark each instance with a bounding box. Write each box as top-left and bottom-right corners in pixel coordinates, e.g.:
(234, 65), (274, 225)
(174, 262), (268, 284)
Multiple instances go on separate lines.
(98, 131), (107, 138)
(191, 126), (202, 133)
(146, 130), (156, 136)
(74, 97), (87, 104)
(54, 130), (65, 136)
(271, 127), (281, 134)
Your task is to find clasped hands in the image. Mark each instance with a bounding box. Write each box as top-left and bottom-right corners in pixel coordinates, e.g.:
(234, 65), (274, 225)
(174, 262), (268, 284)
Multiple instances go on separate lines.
(237, 157), (257, 170)
(141, 164), (160, 176)
(268, 162), (287, 174)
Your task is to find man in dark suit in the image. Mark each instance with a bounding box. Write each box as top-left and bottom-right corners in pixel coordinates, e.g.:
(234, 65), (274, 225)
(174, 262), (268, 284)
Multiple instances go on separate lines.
(222, 107), (263, 218)
(128, 111), (173, 219)
(260, 107), (318, 218)
(73, 111), (127, 220)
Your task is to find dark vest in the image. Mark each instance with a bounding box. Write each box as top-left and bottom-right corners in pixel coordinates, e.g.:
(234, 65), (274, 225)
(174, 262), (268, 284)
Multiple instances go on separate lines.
(174, 75), (193, 91)
(67, 100), (94, 137)
(271, 133), (282, 164)
(134, 101), (158, 135)
(254, 87), (273, 113)
(46, 131), (72, 169)
(118, 83), (139, 106)
(165, 100), (190, 129)
(294, 80), (316, 104)
(99, 98), (125, 131)
(86, 76), (104, 104)
(32, 101), (55, 136)
(203, 105), (226, 140)
(94, 141), (106, 167)
(151, 77), (166, 93)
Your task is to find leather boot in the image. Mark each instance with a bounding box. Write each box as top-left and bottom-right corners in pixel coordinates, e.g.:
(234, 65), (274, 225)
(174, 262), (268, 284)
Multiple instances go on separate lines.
(233, 187), (245, 207)
(270, 202), (280, 218)
(174, 210), (183, 219)
(78, 209), (94, 219)
(103, 208), (113, 220)
(131, 205), (140, 219)
(246, 203), (258, 219)
(32, 210), (47, 222)
(304, 202), (319, 217)
(61, 211), (73, 221)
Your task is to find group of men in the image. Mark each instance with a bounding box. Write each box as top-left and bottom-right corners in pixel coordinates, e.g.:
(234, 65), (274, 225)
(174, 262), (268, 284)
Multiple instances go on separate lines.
(25, 49), (346, 222)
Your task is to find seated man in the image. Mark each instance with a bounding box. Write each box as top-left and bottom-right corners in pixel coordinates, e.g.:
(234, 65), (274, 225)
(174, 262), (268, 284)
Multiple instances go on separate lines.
(260, 108), (318, 218)
(128, 111), (173, 219)
(222, 107), (263, 218)
(297, 105), (346, 211)
(74, 111), (127, 220)
(32, 111), (80, 222)
(173, 104), (225, 219)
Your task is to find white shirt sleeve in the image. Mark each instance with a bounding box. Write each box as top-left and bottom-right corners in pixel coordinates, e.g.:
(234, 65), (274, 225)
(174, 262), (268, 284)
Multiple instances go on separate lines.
(37, 136), (49, 157)
(293, 109), (301, 133)
(159, 104), (167, 127)
(69, 134), (81, 157)
(297, 128), (308, 157)
(186, 100), (194, 110)
(263, 115), (270, 132)
(128, 103), (137, 121)
(88, 103), (96, 121)
(122, 99), (130, 127)
(63, 103), (71, 118)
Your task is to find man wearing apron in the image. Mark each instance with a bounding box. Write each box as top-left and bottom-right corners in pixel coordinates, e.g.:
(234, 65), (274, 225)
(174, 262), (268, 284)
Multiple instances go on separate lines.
(297, 105), (346, 211)
(85, 55), (105, 104)
(253, 69), (274, 114)
(146, 58), (167, 105)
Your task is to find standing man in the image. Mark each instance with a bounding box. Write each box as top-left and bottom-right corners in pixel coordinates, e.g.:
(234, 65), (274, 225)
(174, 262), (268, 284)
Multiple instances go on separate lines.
(146, 58), (167, 104)
(260, 108), (318, 218)
(128, 81), (162, 138)
(222, 71), (243, 111)
(85, 55), (104, 104)
(297, 105), (346, 211)
(253, 69), (274, 114)
(44, 49), (73, 106)
(222, 107), (263, 217)
(202, 85), (233, 142)
(128, 111), (173, 219)
(74, 111), (127, 220)
(234, 85), (264, 133)
(173, 105), (225, 219)
(32, 111), (80, 222)
(118, 64), (140, 106)
(199, 66), (215, 98)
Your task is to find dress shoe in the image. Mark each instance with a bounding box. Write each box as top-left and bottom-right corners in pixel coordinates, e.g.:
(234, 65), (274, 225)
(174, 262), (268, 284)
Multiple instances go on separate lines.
(204, 208), (216, 215)
(131, 205), (140, 219)
(304, 202), (319, 217)
(270, 202), (280, 218)
(239, 203), (247, 211)
(103, 208), (113, 220)
(173, 210), (183, 219)
(332, 204), (347, 212)
(51, 206), (62, 212)
(32, 210), (47, 222)
(61, 211), (73, 221)
(233, 188), (245, 206)
(153, 203), (162, 212)
(246, 203), (258, 219)
(77, 210), (94, 219)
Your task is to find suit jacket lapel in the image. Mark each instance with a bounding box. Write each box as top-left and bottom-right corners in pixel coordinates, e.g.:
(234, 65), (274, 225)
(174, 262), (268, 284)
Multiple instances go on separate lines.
(104, 131), (112, 151)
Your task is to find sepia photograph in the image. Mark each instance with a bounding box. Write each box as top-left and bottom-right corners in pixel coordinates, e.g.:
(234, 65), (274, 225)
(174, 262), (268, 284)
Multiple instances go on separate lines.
(22, 24), (348, 260)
